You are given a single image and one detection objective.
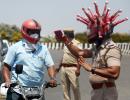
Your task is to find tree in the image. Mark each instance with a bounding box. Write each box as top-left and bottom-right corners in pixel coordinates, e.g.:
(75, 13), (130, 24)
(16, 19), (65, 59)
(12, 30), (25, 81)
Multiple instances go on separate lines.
(10, 32), (22, 42)
(75, 32), (88, 43)
(0, 23), (21, 42)
(112, 33), (130, 43)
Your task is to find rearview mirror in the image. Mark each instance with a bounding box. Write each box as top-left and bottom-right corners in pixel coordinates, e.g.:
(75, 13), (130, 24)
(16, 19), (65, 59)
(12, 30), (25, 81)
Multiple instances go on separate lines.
(15, 64), (23, 74)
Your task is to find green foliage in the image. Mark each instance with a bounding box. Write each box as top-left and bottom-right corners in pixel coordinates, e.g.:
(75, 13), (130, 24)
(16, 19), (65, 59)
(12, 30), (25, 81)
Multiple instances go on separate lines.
(112, 33), (130, 43)
(0, 23), (130, 43)
(75, 32), (130, 43)
(75, 32), (88, 43)
(10, 32), (22, 42)
(40, 35), (56, 43)
(0, 23), (22, 42)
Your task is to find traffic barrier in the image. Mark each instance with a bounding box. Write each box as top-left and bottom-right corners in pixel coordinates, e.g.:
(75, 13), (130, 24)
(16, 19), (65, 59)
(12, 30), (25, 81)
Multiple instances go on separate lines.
(7, 42), (130, 55)
(43, 42), (130, 55)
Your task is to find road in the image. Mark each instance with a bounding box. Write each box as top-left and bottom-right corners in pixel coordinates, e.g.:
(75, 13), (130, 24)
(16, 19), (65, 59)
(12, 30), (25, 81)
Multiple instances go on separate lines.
(45, 50), (130, 100)
(0, 50), (130, 100)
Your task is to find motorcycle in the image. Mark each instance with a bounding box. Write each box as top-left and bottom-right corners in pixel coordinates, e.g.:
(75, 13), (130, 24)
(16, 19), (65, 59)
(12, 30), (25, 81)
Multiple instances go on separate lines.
(0, 64), (59, 100)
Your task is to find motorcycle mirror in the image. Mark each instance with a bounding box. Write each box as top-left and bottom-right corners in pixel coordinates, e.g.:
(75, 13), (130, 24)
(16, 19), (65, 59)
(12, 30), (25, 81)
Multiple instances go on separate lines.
(1, 48), (8, 56)
(15, 64), (23, 74)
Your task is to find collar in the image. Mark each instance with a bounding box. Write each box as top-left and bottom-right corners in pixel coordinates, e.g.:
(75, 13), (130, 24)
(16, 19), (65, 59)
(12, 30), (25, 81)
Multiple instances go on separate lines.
(22, 39), (41, 52)
(100, 38), (116, 49)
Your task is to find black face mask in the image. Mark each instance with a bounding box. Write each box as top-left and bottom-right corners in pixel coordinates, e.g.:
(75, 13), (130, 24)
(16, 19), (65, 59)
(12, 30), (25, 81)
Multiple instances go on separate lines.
(95, 38), (103, 48)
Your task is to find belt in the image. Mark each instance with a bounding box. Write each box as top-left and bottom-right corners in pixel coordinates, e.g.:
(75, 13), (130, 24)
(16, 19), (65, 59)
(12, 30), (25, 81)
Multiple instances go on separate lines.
(91, 82), (115, 89)
(61, 63), (78, 67)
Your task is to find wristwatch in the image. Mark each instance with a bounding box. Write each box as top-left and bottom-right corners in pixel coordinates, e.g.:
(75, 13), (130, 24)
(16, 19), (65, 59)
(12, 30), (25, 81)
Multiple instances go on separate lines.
(91, 67), (96, 74)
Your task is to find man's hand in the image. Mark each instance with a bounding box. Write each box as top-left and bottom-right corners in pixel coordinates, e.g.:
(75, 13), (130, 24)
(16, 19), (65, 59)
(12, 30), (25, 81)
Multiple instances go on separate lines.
(75, 69), (80, 77)
(55, 68), (60, 73)
(5, 80), (11, 88)
(78, 56), (92, 72)
(54, 30), (69, 43)
(48, 77), (57, 88)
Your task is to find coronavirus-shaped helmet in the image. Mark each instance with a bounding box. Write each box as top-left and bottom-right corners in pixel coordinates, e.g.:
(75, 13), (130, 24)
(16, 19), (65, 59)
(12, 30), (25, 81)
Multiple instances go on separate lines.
(21, 19), (41, 44)
(77, 1), (128, 43)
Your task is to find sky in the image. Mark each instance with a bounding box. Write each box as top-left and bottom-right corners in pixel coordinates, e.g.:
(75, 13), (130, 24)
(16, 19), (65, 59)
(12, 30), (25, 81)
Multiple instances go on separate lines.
(0, 0), (130, 37)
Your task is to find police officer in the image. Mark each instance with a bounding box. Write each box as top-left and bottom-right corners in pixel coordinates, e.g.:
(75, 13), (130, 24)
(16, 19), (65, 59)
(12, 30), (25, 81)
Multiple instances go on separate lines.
(54, 1), (128, 100)
(56, 29), (81, 100)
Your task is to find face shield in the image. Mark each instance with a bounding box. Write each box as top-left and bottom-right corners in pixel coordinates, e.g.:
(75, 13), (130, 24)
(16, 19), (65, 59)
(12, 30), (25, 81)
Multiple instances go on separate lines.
(27, 29), (40, 39)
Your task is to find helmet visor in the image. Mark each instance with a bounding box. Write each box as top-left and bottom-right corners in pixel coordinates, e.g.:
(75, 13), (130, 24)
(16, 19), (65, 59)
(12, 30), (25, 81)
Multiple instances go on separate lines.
(27, 29), (40, 36)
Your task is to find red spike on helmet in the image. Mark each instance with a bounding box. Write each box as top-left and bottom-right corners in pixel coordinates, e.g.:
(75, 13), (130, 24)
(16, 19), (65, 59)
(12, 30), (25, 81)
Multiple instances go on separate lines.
(77, 0), (128, 43)
(21, 19), (41, 44)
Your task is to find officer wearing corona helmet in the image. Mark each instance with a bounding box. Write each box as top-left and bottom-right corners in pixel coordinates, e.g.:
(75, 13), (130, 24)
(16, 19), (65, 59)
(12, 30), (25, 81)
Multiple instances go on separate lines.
(54, 1), (128, 100)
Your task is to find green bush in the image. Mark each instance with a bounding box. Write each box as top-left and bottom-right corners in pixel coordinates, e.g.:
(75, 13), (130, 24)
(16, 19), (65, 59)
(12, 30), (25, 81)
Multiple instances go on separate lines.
(75, 32), (130, 43)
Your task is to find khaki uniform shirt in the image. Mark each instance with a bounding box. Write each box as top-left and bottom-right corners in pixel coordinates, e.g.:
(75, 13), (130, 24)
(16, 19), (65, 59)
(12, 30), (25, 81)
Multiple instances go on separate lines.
(89, 39), (121, 84)
(62, 39), (81, 64)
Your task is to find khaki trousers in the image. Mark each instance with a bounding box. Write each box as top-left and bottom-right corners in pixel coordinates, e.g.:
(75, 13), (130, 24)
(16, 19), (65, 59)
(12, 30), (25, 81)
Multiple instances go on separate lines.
(61, 67), (81, 100)
(91, 84), (118, 100)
